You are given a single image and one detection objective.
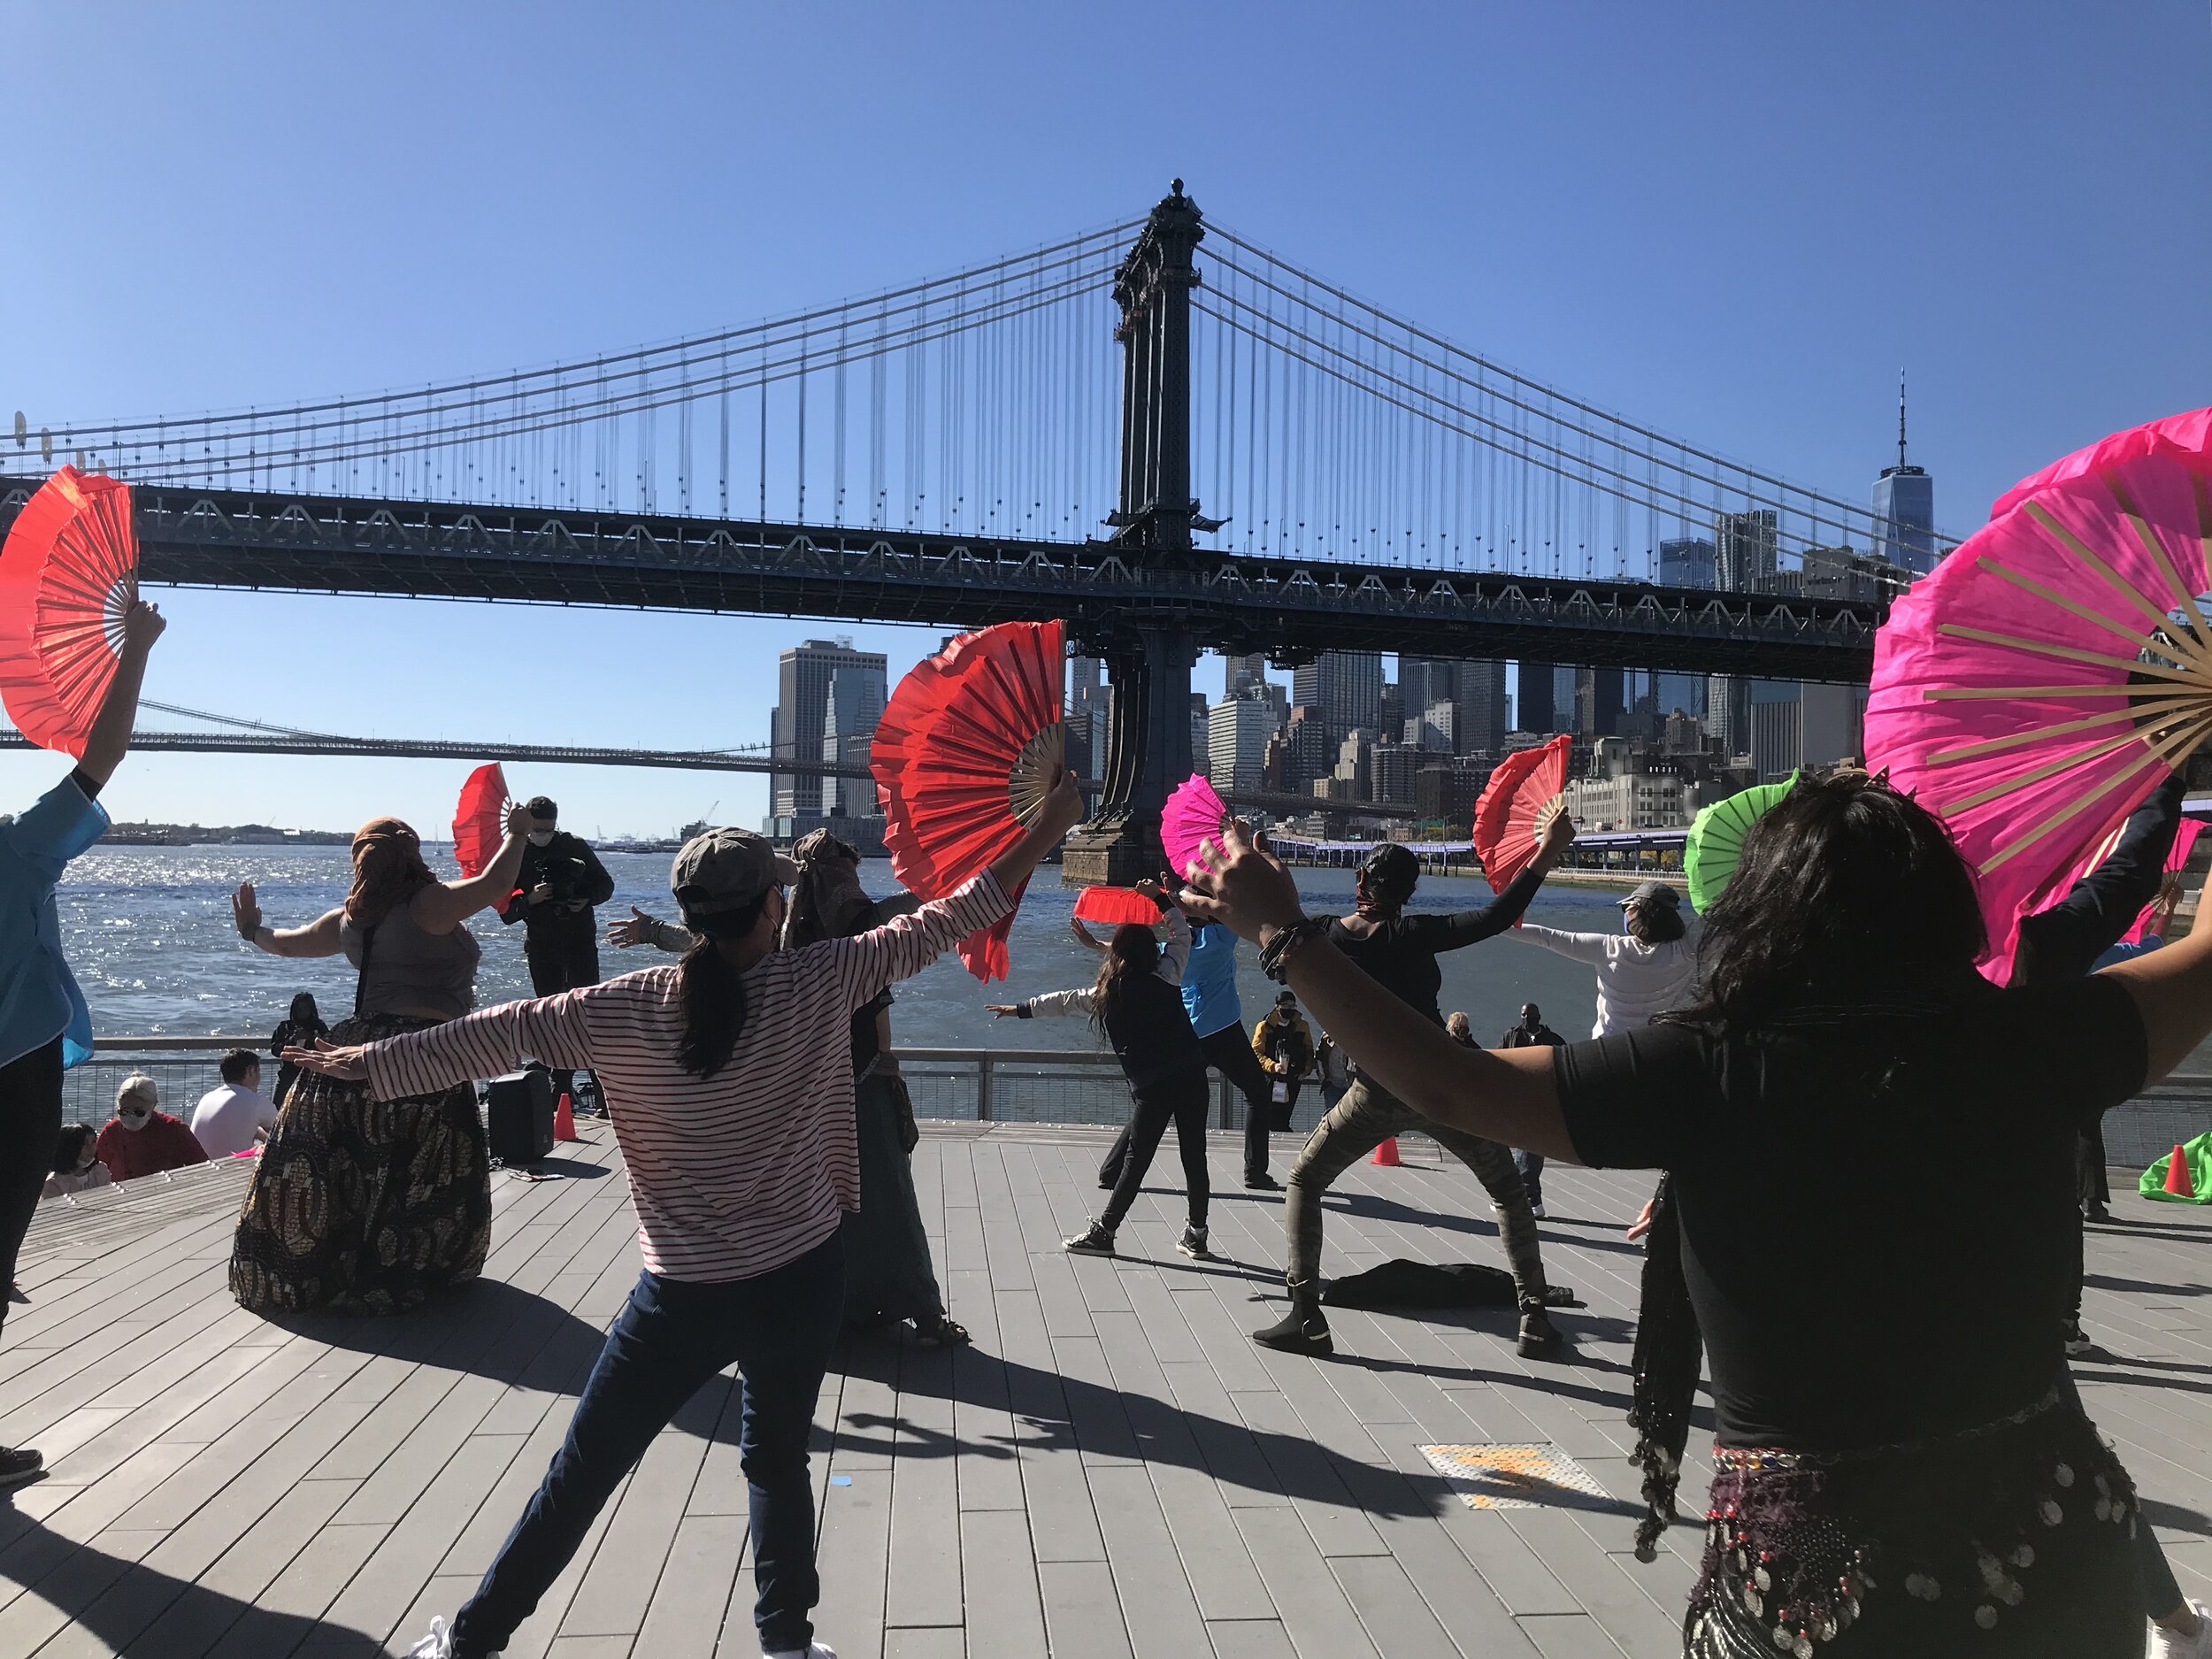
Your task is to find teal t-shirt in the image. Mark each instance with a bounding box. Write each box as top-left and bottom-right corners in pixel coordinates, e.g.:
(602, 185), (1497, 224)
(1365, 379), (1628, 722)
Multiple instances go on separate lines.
(0, 773), (110, 1070)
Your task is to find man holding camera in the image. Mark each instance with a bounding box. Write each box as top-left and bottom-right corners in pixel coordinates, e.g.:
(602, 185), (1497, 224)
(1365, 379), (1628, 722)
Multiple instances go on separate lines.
(502, 797), (615, 1105)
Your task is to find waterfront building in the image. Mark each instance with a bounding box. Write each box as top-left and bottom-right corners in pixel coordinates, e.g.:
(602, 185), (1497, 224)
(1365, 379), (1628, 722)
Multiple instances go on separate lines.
(772, 637), (885, 819)
(1873, 376), (1938, 575)
(1209, 694), (1277, 793)
(1369, 741), (1417, 807)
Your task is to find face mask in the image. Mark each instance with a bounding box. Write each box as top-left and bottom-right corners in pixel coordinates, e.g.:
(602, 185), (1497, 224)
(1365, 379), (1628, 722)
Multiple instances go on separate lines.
(528, 831), (555, 847)
(119, 1107), (152, 1131)
(1622, 911), (1637, 934)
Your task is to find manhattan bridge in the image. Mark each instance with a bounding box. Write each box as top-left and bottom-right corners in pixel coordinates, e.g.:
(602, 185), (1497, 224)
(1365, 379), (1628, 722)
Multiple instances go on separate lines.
(0, 183), (1936, 878)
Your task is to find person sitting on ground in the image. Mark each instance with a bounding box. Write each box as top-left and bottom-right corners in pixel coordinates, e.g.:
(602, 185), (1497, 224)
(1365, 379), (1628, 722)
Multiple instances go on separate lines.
(1496, 1002), (1566, 1217)
(1510, 879), (1697, 1038)
(41, 1123), (111, 1200)
(1252, 828), (1572, 1361)
(1250, 989), (1314, 1131)
(268, 990), (328, 1108)
(296, 778), (1086, 1659)
(989, 883), (1215, 1260)
(94, 1074), (209, 1182)
(188, 1048), (280, 1159)
(1183, 772), (2208, 1656)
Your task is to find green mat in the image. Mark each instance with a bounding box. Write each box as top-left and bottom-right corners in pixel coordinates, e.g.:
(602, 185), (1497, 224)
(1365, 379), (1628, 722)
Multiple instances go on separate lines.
(2141, 1132), (2212, 1204)
(1684, 775), (1797, 915)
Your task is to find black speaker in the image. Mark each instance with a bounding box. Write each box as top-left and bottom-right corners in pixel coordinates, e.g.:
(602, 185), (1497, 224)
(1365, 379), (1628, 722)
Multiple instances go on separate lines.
(486, 1069), (556, 1166)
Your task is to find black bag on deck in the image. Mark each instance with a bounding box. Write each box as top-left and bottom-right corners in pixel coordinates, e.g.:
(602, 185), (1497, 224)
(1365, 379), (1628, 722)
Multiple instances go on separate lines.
(486, 1069), (556, 1166)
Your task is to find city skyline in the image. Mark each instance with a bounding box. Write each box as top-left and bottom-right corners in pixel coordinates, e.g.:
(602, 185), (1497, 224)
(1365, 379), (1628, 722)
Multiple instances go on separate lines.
(4, 3), (2203, 834)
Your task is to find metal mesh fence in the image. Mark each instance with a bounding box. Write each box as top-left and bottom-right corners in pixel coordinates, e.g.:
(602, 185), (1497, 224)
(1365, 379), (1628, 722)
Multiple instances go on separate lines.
(65, 1056), (234, 1129)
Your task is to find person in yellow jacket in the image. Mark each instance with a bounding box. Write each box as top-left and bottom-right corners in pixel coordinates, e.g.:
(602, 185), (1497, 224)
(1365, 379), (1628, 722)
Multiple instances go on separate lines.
(1249, 992), (1314, 1132)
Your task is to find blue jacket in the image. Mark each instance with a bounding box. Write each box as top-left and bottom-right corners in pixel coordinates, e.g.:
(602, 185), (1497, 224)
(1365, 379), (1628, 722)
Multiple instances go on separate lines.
(0, 774), (109, 1070)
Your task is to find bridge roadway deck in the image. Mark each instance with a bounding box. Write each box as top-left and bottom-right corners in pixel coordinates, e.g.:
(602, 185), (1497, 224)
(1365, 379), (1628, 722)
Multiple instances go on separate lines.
(3, 1126), (2208, 1658)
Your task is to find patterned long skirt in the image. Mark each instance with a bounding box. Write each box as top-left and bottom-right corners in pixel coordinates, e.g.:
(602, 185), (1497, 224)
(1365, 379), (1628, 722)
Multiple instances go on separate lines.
(840, 1069), (945, 1325)
(229, 1013), (493, 1316)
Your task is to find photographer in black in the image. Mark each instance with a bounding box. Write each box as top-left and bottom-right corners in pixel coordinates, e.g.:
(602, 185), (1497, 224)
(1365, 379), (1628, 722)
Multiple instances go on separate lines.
(501, 797), (616, 1107)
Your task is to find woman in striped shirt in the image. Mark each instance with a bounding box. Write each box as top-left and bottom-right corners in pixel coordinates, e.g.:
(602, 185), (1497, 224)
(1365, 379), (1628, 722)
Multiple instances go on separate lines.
(294, 776), (1085, 1659)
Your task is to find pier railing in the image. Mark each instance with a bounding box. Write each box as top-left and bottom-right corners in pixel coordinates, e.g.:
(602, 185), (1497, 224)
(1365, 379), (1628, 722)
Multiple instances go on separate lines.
(72, 1037), (2212, 1167)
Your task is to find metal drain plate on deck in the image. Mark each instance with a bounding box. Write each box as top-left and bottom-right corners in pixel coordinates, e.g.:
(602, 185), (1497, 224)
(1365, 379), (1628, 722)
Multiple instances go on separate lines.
(1419, 1443), (1608, 1510)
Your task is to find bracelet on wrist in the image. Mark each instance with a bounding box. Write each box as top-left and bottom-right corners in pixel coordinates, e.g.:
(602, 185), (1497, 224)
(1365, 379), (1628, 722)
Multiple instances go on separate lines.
(1258, 917), (1327, 982)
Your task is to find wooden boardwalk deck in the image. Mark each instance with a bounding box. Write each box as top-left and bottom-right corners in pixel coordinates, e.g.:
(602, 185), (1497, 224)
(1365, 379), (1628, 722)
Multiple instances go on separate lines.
(3, 1123), (2208, 1657)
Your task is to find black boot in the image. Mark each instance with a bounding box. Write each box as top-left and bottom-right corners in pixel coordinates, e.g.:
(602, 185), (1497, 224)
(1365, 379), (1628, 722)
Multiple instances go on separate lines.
(1252, 1285), (1333, 1356)
(1517, 1300), (1564, 1360)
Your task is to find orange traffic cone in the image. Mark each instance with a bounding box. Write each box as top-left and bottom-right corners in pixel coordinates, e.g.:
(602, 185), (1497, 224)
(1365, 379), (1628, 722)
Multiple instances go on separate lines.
(554, 1091), (580, 1144)
(1371, 1136), (1402, 1168)
(2164, 1143), (2195, 1200)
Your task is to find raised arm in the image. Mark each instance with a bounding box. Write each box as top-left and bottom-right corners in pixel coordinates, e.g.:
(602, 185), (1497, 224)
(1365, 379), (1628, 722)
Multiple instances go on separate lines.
(293, 989), (596, 1097)
(1156, 902), (1192, 980)
(1426, 815), (1576, 950)
(75, 601), (165, 789)
(989, 987), (1097, 1019)
(231, 885), (346, 958)
(608, 906), (696, 954)
(412, 800), (533, 934)
(1183, 819), (1577, 1158)
(1068, 918), (1109, 955)
(2096, 898), (2212, 1080)
(2015, 773), (2188, 983)
(1512, 924), (1612, 964)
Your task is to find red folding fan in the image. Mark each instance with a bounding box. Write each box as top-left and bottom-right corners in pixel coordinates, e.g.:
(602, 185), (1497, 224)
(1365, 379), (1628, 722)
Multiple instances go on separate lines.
(452, 763), (515, 914)
(0, 466), (140, 758)
(1073, 885), (1163, 928)
(1472, 733), (1571, 894)
(872, 619), (1067, 981)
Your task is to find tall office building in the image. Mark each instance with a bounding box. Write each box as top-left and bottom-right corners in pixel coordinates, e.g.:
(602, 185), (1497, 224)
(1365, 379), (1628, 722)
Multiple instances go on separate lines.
(1748, 680), (1802, 782)
(1223, 652), (1270, 697)
(820, 662), (887, 817)
(1290, 651), (1385, 747)
(1872, 376), (1937, 575)
(772, 637), (887, 818)
(1573, 667), (1624, 738)
(1458, 658), (1509, 756)
(1398, 657), (1458, 722)
(1658, 537), (1717, 589)
(1209, 695), (1277, 793)
(1715, 511), (1778, 594)
(1516, 662), (1557, 734)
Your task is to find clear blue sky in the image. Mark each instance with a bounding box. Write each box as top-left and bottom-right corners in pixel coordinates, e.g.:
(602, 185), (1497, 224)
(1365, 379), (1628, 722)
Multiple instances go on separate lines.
(4, 1), (2206, 838)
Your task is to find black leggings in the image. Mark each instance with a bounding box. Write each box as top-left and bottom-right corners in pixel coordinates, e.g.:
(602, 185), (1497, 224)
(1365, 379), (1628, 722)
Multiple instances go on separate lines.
(1100, 1069), (1210, 1233)
(1199, 1025), (1279, 1179)
(0, 1038), (65, 1338)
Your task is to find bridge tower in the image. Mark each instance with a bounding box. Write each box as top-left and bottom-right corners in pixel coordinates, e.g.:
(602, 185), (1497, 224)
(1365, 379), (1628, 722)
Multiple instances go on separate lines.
(1063, 180), (1217, 887)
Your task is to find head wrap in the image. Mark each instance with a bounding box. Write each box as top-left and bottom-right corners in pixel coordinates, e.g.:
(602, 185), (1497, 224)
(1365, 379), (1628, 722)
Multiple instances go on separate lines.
(783, 829), (875, 947)
(347, 818), (437, 926)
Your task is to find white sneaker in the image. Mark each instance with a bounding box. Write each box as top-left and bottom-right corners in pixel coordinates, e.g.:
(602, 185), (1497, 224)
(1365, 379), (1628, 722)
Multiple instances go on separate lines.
(2149, 1600), (2212, 1659)
(406, 1617), (454, 1659)
(764, 1643), (839, 1659)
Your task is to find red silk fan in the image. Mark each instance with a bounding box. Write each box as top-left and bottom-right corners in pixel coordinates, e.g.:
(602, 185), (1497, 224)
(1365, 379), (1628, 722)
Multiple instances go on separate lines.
(0, 467), (140, 758)
(1472, 734), (1571, 894)
(872, 619), (1067, 981)
(452, 764), (514, 915)
(1073, 885), (1161, 928)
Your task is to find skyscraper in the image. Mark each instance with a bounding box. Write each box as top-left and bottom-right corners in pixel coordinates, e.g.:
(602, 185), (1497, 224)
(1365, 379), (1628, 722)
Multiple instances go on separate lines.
(1223, 652), (1270, 697)
(1289, 651), (1385, 746)
(1516, 661), (1556, 734)
(1457, 658), (1509, 756)
(1658, 537), (1717, 589)
(1872, 374), (1937, 575)
(820, 661), (887, 816)
(1209, 695), (1277, 792)
(772, 637), (887, 818)
(1715, 511), (1778, 594)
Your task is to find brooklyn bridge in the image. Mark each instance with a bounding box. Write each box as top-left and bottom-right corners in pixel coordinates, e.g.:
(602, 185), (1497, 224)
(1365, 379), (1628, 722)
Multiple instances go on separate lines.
(0, 182), (1932, 875)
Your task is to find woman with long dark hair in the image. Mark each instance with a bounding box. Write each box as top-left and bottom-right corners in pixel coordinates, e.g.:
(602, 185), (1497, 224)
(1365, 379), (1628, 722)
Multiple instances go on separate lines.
(227, 805), (529, 1314)
(988, 885), (1214, 1259)
(1184, 771), (2200, 1656)
(297, 780), (1084, 1659)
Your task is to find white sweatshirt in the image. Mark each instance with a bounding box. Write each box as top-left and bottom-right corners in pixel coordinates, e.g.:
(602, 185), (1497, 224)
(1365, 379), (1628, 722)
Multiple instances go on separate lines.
(1513, 926), (1697, 1038)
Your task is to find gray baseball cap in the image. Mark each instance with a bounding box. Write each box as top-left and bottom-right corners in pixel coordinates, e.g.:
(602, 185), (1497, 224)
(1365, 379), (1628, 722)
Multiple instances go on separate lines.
(1618, 879), (1681, 910)
(671, 828), (800, 918)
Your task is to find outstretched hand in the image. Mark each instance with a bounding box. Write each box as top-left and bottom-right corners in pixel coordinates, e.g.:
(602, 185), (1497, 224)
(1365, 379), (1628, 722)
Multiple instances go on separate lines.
(986, 1003), (1022, 1018)
(120, 598), (166, 652)
(283, 1037), (370, 1082)
(1540, 805), (1578, 861)
(1041, 766), (1086, 836)
(1177, 818), (1306, 944)
(231, 881), (262, 941)
(608, 905), (659, 949)
(503, 799), (534, 840)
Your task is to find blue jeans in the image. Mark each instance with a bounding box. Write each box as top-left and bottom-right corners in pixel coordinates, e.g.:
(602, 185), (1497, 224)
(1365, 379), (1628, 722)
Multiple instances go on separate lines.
(1514, 1148), (1545, 1210)
(450, 1233), (844, 1656)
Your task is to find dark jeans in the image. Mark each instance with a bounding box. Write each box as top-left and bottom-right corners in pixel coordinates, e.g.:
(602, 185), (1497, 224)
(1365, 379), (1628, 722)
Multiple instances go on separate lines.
(1271, 1074), (1302, 1131)
(1098, 1069), (1210, 1234)
(526, 944), (600, 1105)
(1101, 1027), (1276, 1184)
(449, 1233), (844, 1658)
(0, 1038), (64, 1340)
(1514, 1148), (1545, 1210)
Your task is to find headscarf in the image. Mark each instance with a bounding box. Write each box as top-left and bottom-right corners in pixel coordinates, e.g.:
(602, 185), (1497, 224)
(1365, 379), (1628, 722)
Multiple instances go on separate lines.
(783, 829), (876, 947)
(347, 818), (437, 926)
